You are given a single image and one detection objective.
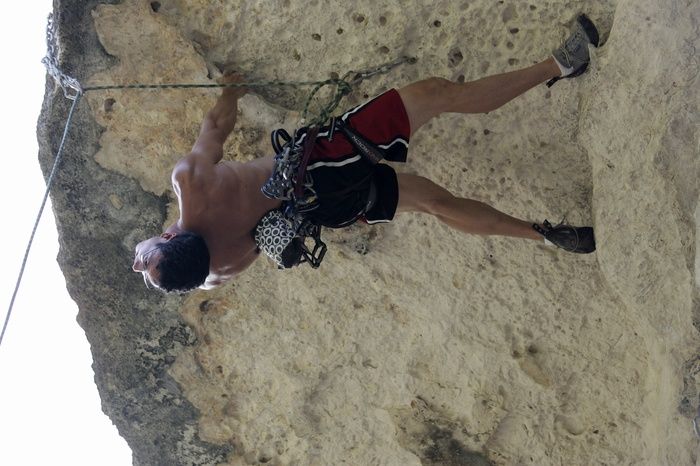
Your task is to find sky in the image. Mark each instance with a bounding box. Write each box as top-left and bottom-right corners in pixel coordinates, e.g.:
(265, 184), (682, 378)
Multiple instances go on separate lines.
(0, 4), (133, 465)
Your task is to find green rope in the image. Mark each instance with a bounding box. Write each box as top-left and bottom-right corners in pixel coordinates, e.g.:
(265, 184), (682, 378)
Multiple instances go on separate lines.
(82, 78), (343, 91)
(81, 56), (415, 127)
(83, 79), (343, 127)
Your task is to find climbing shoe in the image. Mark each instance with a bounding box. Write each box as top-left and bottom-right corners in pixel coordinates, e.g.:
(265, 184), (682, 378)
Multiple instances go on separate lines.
(533, 219), (596, 254)
(547, 14), (600, 87)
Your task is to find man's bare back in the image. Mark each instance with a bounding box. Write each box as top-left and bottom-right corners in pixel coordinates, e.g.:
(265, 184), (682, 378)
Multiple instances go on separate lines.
(173, 155), (279, 287)
(132, 74), (280, 290)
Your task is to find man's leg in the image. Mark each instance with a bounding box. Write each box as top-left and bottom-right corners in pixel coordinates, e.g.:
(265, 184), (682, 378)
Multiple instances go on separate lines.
(393, 58), (560, 238)
(398, 58), (561, 134)
(396, 173), (541, 241)
(391, 19), (598, 252)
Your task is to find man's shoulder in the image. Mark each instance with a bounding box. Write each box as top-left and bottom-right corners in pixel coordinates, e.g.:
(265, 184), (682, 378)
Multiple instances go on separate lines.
(171, 155), (196, 184)
(170, 152), (217, 194)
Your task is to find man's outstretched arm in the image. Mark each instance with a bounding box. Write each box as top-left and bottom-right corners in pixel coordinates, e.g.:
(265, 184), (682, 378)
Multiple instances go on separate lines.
(189, 73), (247, 165)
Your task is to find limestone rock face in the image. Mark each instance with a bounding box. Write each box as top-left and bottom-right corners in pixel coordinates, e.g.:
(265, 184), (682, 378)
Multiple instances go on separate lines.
(39, 0), (699, 464)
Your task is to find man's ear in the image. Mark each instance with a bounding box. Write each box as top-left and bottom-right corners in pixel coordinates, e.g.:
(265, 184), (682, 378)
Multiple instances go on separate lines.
(161, 232), (176, 240)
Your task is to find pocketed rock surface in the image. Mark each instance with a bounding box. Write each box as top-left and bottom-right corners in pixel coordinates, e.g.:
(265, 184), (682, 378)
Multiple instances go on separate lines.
(39, 0), (699, 464)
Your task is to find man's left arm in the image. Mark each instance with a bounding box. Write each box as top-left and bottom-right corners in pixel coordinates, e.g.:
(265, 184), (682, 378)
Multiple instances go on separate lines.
(198, 248), (259, 290)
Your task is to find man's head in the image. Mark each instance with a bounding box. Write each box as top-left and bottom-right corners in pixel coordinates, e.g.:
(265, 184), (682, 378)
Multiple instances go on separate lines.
(132, 232), (210, 293)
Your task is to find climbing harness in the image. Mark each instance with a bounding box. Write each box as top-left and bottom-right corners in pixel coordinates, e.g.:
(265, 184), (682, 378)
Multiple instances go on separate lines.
(256, 115), (392, 269)
(256, 124), (324, 270)
(1, 13), (415, 347)
(262, 118), (386, 208)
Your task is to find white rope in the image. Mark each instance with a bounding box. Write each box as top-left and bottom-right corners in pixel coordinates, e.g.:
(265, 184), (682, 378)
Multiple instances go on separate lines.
(0, 14), (84, 350)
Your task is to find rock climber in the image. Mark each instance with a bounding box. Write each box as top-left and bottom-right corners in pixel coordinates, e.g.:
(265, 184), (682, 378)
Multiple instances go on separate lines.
(132, 15), (599, 293)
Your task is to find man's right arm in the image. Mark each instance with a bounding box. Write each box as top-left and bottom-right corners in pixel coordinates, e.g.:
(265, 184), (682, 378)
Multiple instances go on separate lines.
(189, 73), (247, 164)
(172, 74), (247, 186)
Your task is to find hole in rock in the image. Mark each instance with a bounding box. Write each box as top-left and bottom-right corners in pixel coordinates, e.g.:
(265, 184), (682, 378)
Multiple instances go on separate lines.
(104, 98), (116, 112)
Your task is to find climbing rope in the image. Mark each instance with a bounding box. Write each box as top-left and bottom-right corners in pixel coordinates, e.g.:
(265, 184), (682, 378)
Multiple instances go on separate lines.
(0, 15), (85, 349)
(1, 94), (82, 349)
(85, 77), (352, 128)
(1, 12), (414, 350)
(82, 53), (415, 127)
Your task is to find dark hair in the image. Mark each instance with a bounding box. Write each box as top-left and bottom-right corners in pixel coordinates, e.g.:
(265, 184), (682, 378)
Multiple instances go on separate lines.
(155, 232), (210, 293)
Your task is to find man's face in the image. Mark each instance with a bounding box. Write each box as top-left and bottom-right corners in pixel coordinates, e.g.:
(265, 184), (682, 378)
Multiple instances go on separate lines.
(132, 234), (173, 288)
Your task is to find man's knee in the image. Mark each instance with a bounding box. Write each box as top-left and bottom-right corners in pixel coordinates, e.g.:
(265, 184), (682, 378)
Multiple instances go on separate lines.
(421, 77), (454, 96)
(408, 77), (454, 105)
(397, 174), (454, 215)
(420, 193), (455, 216)
(398, 77), (456, 133)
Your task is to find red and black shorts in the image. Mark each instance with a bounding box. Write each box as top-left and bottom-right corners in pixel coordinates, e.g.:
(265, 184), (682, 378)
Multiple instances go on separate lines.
(298, 89), (411, 228)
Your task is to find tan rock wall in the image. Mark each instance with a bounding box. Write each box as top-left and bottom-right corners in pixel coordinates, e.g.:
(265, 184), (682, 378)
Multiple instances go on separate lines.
(42, 0), (699, 464)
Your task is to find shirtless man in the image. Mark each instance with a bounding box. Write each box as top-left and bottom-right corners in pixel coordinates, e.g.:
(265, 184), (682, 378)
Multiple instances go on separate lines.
(133, 15), (598, 293)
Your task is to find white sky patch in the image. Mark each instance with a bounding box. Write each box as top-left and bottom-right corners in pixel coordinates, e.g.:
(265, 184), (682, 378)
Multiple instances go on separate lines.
(0, 4), (132, 465)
